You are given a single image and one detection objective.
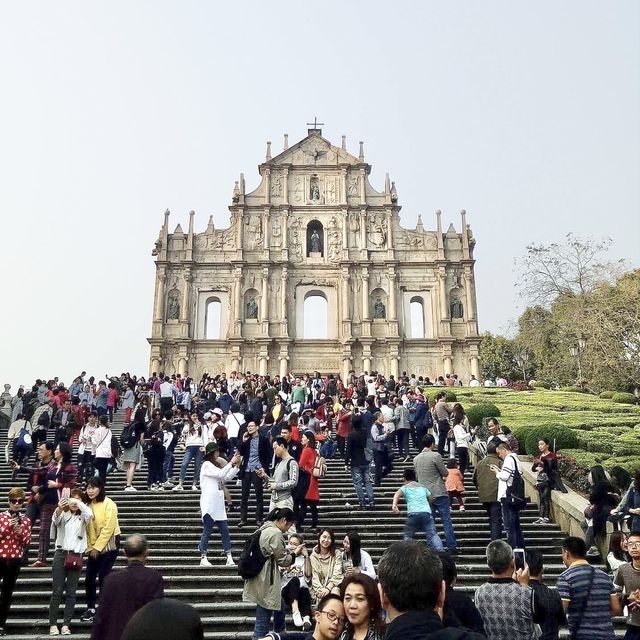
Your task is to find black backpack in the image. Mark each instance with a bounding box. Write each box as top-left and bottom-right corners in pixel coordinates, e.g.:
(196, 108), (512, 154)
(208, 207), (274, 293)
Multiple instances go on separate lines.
(290, 459), (311, 503)
(120, 423), (138, 449)
(504, 455), (528, 510)
(238, 530), (272, 580)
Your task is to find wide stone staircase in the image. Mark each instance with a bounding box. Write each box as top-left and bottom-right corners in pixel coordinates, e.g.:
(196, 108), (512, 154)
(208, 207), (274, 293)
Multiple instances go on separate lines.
(2, 410), (627, 637)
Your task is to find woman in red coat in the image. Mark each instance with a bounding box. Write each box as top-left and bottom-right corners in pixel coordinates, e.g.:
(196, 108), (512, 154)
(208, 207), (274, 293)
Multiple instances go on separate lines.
(297, 431), (320, 532)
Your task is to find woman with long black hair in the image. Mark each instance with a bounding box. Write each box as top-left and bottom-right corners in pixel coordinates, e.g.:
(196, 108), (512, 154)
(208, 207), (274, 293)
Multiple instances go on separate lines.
(341, 531), (376, 580)
(297, 431), (320, 532)
(581, 464), (619, 556)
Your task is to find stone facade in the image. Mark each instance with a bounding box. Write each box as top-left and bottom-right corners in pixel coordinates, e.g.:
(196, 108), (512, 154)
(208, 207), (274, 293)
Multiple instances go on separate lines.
(148, 128), (481, 380)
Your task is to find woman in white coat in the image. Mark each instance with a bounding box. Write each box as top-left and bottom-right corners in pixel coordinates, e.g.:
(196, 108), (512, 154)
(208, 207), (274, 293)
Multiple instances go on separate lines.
(198, 442), (241, 567)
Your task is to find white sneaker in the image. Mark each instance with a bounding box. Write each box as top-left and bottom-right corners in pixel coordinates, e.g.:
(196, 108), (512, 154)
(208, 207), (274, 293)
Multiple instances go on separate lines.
(191, 484), (199, 491)
(225, 554), (236, 567)
(50, 627), (59, 636)
(173, 484), (184, 491)
(302, 616), (312, 631)
(163, 481), (174, 489)
(61, 627), (71, 636)
(200, 556), (213, 567)
(124, 485), (137, 492)
(292, 611), (303, 627)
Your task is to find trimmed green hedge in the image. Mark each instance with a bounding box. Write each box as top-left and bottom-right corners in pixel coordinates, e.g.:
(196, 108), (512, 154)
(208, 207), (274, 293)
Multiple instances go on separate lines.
(612, 392), (637, 405)
(466, 403), (501, 427)
(510, 424), (578, 455)
(426, 391), (457, 404)
(600, 391), (615, 399)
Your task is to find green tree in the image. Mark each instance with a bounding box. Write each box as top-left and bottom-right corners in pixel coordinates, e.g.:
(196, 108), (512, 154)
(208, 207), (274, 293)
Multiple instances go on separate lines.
(479, 332), (520, 381)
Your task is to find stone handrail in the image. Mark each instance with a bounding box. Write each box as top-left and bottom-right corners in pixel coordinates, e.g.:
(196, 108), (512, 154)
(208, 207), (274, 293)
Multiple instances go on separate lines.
(468, 442), (607, 553)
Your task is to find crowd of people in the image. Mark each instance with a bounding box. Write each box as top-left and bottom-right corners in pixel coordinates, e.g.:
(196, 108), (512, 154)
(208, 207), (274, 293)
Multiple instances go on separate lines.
(0, 368), (639, 639)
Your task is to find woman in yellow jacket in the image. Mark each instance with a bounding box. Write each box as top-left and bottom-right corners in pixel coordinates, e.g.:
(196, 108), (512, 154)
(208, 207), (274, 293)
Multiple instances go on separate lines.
(80, 476), (121, 623)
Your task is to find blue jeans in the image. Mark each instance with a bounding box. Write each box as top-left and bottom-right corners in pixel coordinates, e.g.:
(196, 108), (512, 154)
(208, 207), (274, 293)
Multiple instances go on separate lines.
(163, 450), (175, 481)
(180, 446), (203, 484)
(198, 514), (232, 554)
(431, 495), (458, 550)
(404, 512), (444, 550)
(502, 501), (525, 549)
(253, 603), (285, 640)
(351, 465), (375, 507)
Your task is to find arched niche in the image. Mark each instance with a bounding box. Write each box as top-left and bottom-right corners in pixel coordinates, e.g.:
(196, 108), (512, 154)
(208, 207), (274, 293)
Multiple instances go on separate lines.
(295, 285), (338, 339)
(370, 287), (388, 320)
(303, 291), (328, 338)
(196, 291), (230, 339)
(243, 287), (260, 321)
(409, 296), (425, 338)
(306, 220), (324, 256)
(205, 298), (222, 339)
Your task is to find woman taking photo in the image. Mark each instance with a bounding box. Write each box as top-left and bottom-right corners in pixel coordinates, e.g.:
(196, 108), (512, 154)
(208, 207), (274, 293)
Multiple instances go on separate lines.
(297, 431), (320, 532)
(310, 528), (344, 602)
(339, 573), (385, 640)
(48, 488), (93, 635)
(0, 488), (32, 634)
(532, 438), (567, 524)
(173, 412), (206, 491)
(341, 531), (376, 580)
(80, 477), (121, 623)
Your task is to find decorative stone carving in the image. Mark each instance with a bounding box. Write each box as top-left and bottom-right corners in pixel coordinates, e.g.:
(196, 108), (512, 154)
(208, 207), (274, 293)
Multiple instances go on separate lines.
(271, 217), (282, 247)
(246, 297), (258, 319)
(347, 175), (359, 198)
(328, 227), (341, 261)
(368, 214), (387, 249)
(245, 214), (263, 249)
(167, 290), (180, 320)
(271, 172), (283, 197)
(309, 174), (321, 203)
(293, 176), (304, 203)
(327, 178), (337, 204)
(373, 297), (386, 319)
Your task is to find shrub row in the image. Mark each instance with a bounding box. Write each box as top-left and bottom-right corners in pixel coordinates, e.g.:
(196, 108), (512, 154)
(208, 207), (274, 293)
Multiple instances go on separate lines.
(466, 403), (501, 427)
(510, 424), (578, 455)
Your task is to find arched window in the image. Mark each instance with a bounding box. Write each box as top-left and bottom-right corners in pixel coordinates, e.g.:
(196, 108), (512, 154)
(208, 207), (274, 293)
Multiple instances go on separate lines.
(205, 298), (221, 339)
(306, 220), (324, 256)
(303, 292), (328, 339)
(410, 297), (425, 338)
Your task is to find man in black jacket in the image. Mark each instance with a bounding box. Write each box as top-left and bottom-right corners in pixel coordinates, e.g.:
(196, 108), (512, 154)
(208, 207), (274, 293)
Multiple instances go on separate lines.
(237, 421), (271, 527)
(344, 413), (375, 510)
(92, 534), (164, 640)
(379, 541), (487, 640)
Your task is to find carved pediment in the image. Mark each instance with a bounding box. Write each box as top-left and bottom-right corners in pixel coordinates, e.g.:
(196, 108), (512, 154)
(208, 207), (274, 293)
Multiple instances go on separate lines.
(264, 133), (362, 169)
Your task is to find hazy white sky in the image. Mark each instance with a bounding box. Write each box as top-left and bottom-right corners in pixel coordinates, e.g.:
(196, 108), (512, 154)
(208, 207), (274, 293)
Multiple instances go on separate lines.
(1, 1), (638, 389)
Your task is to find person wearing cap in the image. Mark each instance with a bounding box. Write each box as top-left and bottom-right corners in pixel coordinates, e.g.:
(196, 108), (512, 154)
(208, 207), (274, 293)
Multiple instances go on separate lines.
(198, 442), (241, 567)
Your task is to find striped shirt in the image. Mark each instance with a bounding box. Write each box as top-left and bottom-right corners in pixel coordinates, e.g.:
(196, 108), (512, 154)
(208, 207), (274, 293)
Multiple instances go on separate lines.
(556, 563), (616, 639)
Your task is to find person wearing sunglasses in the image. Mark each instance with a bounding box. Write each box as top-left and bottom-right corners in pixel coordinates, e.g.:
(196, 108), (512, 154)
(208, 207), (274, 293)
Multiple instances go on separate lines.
(0, 488), (32, 636)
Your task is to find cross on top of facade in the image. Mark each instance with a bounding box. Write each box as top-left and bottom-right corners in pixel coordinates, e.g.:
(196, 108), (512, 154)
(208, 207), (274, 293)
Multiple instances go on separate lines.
(306, 117), (324, 132)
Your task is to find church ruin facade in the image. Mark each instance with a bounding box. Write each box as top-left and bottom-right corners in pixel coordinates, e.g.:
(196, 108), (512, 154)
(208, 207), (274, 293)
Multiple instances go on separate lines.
(148, 127), (481, 380)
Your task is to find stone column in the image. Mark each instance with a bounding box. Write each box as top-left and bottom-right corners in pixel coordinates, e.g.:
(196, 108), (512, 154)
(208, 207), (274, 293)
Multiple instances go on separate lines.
(236, 210), (244, 250)
(177, 357), (187, 377)
(260, 267), (269, 322)
(360, 209), (367, 249)
(155, 267), (166, 321)
(342, 357), (351, 382)
(280, 267), (288, 336)
(443, 356), (453, 375)
(340, 168), (347, 204)
(386, 210), (394, 249)
(234, 268), (243, 335)
(279, 356), (288, 378)
(259, 356), (268, 375)
(283, 168), (289, 205)
(262, 209), (270, 250)
(150, 358), (161, 377)
(363, 353), (372, 373)
(282, 210), (289, 249)
(264, 168), (271, 204)
(342, 210), (348, 248)
(470, 355), (480, 378)
(388, 271), (397, 320)
(438, 268), (449, 321)
(361, 267), (370, 320)
(390, 356), (399, 379)
(180, 271), (191, 323)
(463, 267), (475, 321)
(231, 357), (241, 372)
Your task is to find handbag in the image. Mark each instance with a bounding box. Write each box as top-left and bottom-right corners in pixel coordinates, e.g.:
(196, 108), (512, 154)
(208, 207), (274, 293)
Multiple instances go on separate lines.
(64, 551), (83, 570)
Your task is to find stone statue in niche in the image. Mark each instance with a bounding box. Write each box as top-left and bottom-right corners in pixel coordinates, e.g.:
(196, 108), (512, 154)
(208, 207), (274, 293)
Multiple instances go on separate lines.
(373, 297), (386, 319)
(310, 229), (321, 253)
(246, 297), (258, 319)
(309, 174), (320, 202)
(167, 291), (180, 320)
(368, 217), (386, 248)
(450, 292), (464, 319)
